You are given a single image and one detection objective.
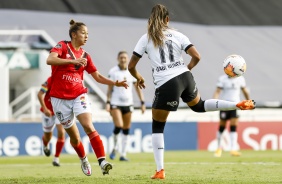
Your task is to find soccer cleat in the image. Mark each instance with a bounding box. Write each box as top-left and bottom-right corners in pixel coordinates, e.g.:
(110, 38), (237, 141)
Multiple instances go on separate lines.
(81, 157), (92, 176)
(151, 169), (165, 179)
(109, 149), (116, 160)
(214, 148), (222, 157)
(100, 160), (113, 175)
(230, 150), (242, 157)
(119, 156), (129, 161)
(43, 147), (51, 157)
(52, 161), (60, 167)
(52, 157), (60, 167)
(236, 100), (256, 110)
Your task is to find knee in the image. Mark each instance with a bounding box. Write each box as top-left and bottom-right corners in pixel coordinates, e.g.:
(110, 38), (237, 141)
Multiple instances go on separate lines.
(122, 128), (130, 135)
(113, 126), (122, 134)
(152, 119), (166, 133)
(230, 125), (237, 132)
(189, 98), (205, 112)
(83, 124), (95, 135)
(70, 137), (80, 146)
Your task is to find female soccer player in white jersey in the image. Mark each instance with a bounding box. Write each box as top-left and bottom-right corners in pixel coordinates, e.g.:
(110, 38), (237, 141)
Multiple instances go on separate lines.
(213, 75), (250, 157)
(106, 51), (146, 161)
(128, 4), (255, 179)
(37, 76), (65, 166)
(47, 19), (128, 176)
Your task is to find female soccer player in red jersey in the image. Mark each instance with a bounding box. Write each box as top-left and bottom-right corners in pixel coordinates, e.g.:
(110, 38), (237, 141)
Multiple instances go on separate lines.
(128, 4), (255, 179)
(37, 76), (65, 167)
(46, 19), (128, 176)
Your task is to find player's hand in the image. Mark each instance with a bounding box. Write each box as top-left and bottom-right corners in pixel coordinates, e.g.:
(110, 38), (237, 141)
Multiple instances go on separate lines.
(141, 104), (146, 114)
(137, 77), (145, 89)
(73, 58), (87, 67)
(43, 108), (52, 117)
(115, 80), (129, 89)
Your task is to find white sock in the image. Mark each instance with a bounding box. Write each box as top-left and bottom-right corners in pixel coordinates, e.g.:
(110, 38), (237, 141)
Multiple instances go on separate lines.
(230, 132), (238, 151)
(204, 99), (238, 111)
(113, 134), (119, 151)
(121, 134), (129, 157)
(152, 133), (164, 172)
(53, 157), (59, 163)
(217, 131), (222, 149)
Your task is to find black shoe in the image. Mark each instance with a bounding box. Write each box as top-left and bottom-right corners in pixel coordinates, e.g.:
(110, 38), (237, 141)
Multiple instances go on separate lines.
(119, 156), (129, 161)
(52, 161), (60, 167)
(43, 147), (51, 157)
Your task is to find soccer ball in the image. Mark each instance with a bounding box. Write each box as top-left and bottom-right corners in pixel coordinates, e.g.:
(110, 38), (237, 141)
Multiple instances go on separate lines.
(223, 54), (246, 78)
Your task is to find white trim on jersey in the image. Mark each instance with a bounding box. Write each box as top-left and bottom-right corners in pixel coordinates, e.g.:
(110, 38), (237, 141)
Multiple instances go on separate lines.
(108, 65), (136, 106)
(133, 29), (192, 88)
(216, 75), (246, 102)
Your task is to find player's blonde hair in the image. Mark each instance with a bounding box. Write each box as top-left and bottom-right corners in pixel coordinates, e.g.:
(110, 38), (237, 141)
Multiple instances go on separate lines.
(69, 19), (86, 39)
(147, 4), (170, 47)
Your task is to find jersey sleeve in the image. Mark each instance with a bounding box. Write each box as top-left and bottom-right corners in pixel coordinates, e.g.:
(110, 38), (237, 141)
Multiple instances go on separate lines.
(50, 41), (66, 57)
(133, 34), (147, 58)
(240, 77), (246, 88)
(108, 69), (114, 80)
(216, 76), (224, 88)
(180, 33), (193, 52)
(40, 77), (52, 93)
(85, 54), (97, 74)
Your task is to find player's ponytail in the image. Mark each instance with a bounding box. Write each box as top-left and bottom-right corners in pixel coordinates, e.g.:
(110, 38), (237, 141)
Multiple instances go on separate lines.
(147, 4), (170, 47)
(69, 19), (86, 39)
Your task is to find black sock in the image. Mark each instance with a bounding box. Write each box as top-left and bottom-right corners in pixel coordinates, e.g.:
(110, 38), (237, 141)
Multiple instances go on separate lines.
(98, 158), (105, 165)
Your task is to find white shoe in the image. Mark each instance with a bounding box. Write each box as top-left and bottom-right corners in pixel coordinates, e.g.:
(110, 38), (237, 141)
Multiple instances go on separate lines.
(81, 157), (92, 176)
(100, 160), (113, 175)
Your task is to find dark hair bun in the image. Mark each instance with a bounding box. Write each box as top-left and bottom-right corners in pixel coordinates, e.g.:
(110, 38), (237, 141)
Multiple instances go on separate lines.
(69, 19), (76, 25)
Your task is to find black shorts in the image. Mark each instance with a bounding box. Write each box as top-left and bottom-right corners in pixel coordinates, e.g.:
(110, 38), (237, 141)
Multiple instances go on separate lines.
(152, 71), (198, 111)
(110, 105), (133, 115)
(219, 110), (239, 120)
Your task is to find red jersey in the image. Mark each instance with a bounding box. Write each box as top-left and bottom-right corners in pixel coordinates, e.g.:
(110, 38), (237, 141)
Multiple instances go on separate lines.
(40, 77), (54, 115)
(49, 41), (97, 99)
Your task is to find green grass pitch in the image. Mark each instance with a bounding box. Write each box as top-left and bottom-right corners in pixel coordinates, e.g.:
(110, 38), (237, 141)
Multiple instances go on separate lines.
(0, 150), (281, 184)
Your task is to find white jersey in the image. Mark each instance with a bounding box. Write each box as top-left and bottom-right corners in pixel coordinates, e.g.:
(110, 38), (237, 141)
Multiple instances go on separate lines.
(216, 75), (246, 102)
(133, 29), (193, 88)
(108, 65), (136, 106)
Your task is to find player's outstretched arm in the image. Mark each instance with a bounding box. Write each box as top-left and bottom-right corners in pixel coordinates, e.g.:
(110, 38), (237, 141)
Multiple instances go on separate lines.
(186, 46), (201, 70)
(90, 71), (128, 89)
(37, 90), (52, 117)
(128, 55), (145, 89)
(213, 87), (222, 99)
(241, 87), (250, 100)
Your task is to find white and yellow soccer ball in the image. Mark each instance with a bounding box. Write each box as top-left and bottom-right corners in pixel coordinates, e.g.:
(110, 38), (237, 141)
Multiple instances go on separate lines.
(223, 54), (247, 78)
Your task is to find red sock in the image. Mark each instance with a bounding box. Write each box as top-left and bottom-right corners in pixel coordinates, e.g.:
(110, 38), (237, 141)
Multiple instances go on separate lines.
(42, 135), (48, 147)
(88, 131), (105, 160)
(71, 141), (86, 159)
(55, 138), (65, 157)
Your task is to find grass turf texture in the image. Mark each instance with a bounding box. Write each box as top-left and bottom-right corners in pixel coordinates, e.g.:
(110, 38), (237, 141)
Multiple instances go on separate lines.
(0, 151), (281, 184)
